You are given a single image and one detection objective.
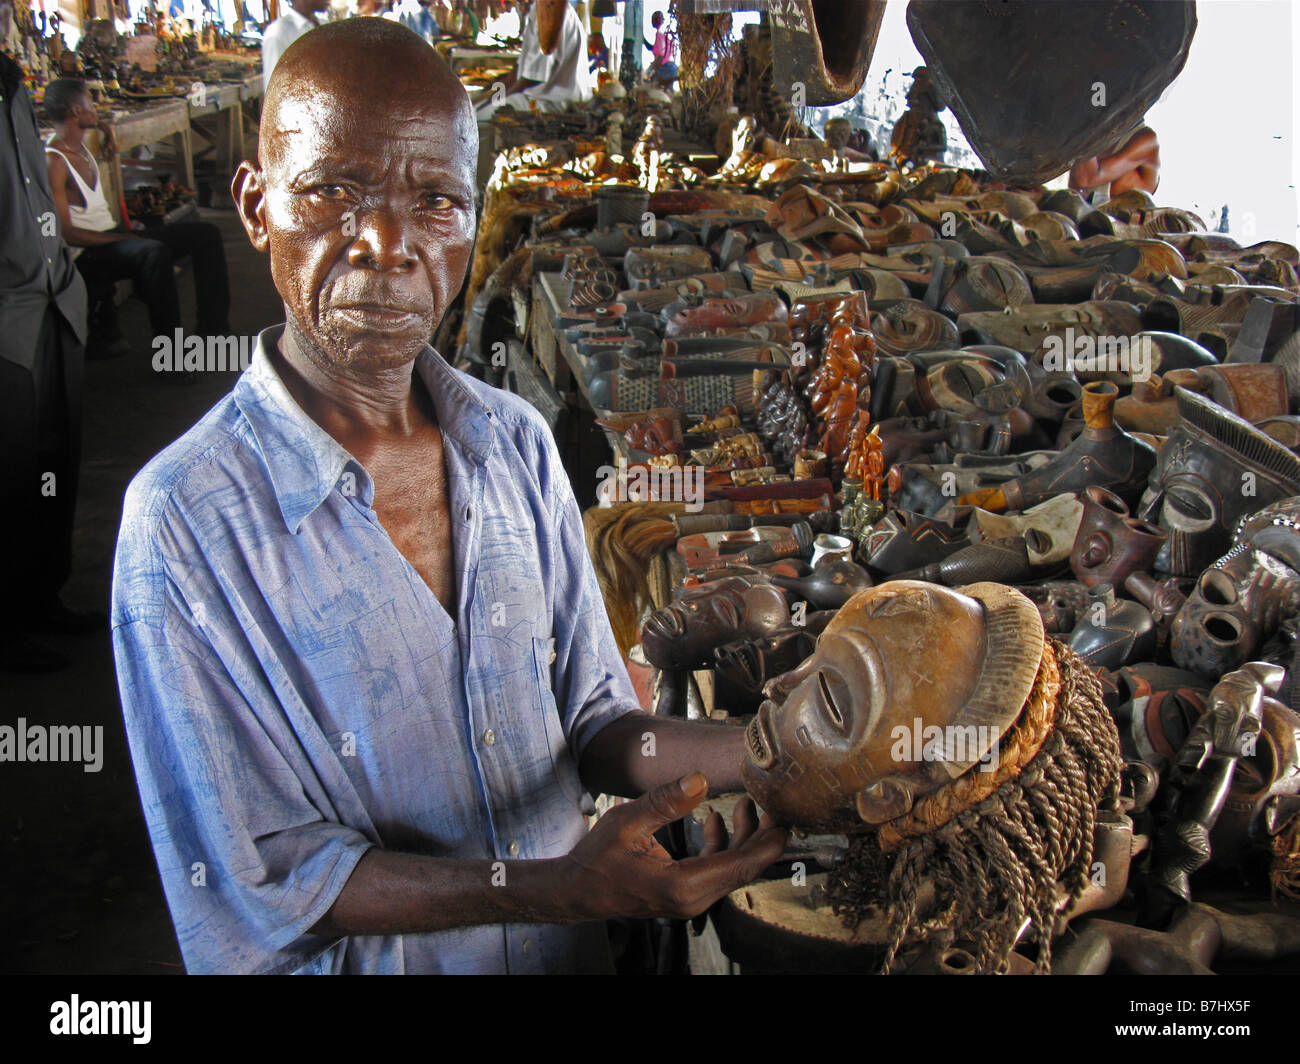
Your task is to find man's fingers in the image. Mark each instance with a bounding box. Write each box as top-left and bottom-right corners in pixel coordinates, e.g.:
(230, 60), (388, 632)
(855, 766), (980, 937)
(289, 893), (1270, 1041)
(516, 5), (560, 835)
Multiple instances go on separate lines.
(671, 825), (790, 915)
(698, 809), (726, 857)
(729, 796), (759, 849)
(623, 772), (710, 836)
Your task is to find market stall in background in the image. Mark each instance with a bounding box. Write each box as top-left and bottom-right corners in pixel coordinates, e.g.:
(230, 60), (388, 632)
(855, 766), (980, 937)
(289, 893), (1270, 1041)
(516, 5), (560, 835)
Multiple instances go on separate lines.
(448, 0), (1300, 976)
(4, 0), (1300, 978)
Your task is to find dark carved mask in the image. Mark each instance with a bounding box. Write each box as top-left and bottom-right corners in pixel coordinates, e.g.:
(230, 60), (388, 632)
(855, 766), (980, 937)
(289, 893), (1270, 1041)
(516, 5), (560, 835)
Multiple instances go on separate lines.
(1106, 663), (1209, 769)
(714, 627), (819, 715)
(1171, 497), (1300, 678)
(1071, 485), (1166, 588)
(641, 576), (790, 671)
(1138, 388), (1300, 578)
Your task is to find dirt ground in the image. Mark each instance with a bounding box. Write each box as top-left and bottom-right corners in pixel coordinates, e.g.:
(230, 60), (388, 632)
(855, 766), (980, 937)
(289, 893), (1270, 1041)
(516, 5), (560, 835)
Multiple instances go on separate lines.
(0, 208), (283, 974)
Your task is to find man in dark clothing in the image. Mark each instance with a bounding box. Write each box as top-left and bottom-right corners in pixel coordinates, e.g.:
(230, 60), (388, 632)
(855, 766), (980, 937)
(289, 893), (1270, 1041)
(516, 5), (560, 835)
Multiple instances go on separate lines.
(0, 0), (102, 672)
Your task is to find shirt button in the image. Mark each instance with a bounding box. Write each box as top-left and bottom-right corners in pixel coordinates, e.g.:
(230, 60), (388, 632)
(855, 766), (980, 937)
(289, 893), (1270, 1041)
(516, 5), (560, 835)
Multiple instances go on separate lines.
(483, 728), (496, 746)
(548, 649), (557, 664)
(508, 840), (520, 857)
(522, 938), (533, 955)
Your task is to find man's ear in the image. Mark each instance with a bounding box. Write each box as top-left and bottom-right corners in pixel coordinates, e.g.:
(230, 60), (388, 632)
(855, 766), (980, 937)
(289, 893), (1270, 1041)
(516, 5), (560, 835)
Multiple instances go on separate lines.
(232, 160), (270, 253)
(856, 778), (914, 825)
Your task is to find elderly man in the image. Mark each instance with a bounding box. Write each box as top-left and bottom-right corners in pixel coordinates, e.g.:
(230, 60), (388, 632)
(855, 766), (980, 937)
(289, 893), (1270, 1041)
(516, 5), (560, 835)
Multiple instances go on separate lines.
(112, 18), (784, 975)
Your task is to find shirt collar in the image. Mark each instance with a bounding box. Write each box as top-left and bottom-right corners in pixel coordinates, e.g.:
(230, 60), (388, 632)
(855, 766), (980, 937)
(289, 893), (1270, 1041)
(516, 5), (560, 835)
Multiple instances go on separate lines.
(234, 325), (496, 534)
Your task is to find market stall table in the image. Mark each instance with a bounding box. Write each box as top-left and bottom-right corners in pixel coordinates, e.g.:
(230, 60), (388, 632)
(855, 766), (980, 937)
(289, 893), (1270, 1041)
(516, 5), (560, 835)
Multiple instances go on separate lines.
(447, 45), (520, 75)
(186, 74), (264, 202)
(88, 98), (194, 225)
(530, 268), (630, 460)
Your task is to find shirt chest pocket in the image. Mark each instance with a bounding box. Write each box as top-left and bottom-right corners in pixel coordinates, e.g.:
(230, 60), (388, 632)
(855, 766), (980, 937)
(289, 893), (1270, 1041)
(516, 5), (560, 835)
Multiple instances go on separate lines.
(530, 635), (584, 809)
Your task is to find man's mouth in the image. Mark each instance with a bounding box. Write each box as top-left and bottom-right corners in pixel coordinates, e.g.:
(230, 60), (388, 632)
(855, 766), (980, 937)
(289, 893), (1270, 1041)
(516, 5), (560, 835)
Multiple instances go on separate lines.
(332, 304), (424, 329)
(746, 700), (776, 770)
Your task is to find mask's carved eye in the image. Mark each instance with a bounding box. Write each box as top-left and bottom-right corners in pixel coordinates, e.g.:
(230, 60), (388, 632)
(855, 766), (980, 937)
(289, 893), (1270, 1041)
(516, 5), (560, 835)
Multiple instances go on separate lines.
(1164, 485), (1215, 530)
(818, 671), (844, 731)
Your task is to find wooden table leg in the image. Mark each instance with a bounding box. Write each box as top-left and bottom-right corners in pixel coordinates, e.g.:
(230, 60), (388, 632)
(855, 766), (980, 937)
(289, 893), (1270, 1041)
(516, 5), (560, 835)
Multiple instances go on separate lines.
(173, 127), (196, 191)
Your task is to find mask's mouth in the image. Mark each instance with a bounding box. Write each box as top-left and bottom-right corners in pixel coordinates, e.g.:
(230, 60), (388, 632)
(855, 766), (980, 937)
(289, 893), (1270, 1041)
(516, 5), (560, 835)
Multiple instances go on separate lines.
(644, 606), (685, 642)
(717, 642), (762, 689)
(746, 700), (777, 770)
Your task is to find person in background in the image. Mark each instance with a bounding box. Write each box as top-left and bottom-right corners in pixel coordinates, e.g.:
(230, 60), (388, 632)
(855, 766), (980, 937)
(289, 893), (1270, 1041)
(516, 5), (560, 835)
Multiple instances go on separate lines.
(619, 0), (642, 91)
(0, 0), (99, 673)
(453, 0), (480, 38)
(644, 9), (676, 88)
(1069, 125), (1160, 203)
(587, 30), (608, 75)
(44, 79), (231, 356)
(474, 0), (591, 118)
(399, 0), (440, 42)
(262, 0), (329, 91)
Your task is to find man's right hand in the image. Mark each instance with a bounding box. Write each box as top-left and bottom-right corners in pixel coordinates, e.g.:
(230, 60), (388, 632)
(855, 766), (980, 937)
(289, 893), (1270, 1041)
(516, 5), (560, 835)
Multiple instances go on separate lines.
(551, 773), (789, 922)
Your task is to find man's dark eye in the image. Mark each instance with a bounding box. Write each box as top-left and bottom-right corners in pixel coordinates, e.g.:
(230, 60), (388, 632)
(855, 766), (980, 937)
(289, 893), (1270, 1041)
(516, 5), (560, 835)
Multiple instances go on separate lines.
(314, 185), (347, 200)
(424, 193), (457, 209)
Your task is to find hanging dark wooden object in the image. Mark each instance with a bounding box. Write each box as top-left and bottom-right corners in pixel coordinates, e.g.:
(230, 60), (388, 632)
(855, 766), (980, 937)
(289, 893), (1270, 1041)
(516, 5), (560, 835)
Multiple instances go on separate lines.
(907, 0), (1197, 185)
(769, 0), (888, 106)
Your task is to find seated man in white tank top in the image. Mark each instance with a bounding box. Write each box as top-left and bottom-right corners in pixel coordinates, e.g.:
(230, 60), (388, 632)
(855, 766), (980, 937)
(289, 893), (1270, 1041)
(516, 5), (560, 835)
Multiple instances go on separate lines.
(44, 79), (232, 364)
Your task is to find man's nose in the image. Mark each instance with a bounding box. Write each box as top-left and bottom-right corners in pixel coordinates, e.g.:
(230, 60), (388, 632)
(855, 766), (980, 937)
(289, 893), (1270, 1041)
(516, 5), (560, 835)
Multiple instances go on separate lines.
(346, 207), (417, 271)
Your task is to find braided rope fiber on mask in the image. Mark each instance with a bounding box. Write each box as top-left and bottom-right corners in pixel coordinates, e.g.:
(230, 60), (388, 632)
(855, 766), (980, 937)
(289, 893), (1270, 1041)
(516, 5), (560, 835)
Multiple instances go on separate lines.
(827, 638), (1123, 974)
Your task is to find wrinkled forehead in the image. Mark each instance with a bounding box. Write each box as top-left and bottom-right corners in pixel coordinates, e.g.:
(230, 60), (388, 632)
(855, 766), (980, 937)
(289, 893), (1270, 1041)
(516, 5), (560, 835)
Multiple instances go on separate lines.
(261, 81), (475, 180)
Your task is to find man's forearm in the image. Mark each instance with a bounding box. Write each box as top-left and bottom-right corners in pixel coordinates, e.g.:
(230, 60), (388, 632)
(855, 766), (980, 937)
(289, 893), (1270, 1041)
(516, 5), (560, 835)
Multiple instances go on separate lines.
(65, 225), (127, 247)
(578, 712), (750, 799)
(309, 848), (582, 937)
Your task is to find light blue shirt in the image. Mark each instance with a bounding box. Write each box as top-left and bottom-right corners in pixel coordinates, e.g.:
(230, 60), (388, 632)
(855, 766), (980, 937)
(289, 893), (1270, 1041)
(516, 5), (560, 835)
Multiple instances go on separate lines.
(111, 325), (639, 974)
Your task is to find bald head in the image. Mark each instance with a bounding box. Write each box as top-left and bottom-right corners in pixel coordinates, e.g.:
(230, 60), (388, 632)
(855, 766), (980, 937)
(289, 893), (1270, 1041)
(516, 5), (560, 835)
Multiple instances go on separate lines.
(262, 18), (475, 172)
(233, 17), (480, 374)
